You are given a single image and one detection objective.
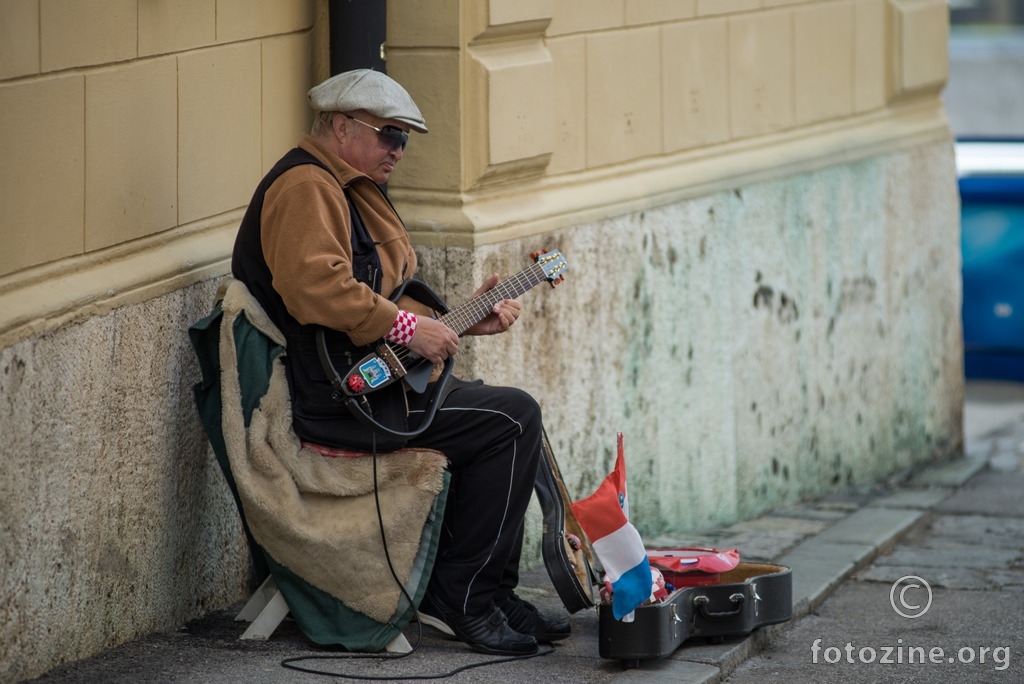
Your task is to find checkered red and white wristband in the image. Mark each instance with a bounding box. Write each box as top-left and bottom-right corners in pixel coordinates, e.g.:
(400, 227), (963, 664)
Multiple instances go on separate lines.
(385, 309), (418, 346)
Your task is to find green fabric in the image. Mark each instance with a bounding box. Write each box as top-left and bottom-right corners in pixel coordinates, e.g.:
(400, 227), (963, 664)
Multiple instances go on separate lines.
(188, 299), (445, 650)
(189, 303), (271, 581)
(267, 473), (448, 648)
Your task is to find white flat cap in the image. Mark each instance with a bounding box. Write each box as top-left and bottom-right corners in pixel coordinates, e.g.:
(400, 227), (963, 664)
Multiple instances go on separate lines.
(308, 69), (428, 134)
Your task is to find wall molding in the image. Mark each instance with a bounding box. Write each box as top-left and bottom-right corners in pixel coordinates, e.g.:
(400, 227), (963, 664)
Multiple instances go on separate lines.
(395, 99), (954, 248)
(0, 99), (952, 349)
(0, 213), (239, 348)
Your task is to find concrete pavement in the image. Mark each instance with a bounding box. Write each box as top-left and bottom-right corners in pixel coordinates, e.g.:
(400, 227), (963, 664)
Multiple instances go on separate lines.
(23, 381), (1024, 683)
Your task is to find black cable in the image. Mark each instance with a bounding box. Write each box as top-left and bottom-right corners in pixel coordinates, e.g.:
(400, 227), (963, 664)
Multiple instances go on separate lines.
(280, 433), (555, 679)
(280, 644), (555, 680)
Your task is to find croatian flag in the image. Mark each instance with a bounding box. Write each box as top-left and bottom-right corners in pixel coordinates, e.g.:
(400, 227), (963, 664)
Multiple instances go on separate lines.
(571, 433), (652, 620)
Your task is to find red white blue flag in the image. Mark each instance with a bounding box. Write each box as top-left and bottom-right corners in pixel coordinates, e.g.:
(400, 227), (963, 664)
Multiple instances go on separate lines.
(571, 433), (652, 620)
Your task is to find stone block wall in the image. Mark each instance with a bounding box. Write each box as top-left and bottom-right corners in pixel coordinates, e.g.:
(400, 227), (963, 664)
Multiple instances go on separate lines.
(0, 2), (321, 680)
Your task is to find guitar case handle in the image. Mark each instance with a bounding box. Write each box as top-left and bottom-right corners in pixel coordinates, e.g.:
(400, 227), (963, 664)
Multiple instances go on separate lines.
(693, 593), (746, 620)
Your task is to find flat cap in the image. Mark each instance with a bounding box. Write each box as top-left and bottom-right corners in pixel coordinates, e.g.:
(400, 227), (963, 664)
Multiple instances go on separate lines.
(308, 69), (427, 134)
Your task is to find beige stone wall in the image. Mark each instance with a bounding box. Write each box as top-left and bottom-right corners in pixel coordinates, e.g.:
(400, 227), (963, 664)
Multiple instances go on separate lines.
(386, 0), (951, 245)
(0, 1), (324, 681)
(0, 0), (961, 680)
(0, 0), (323, 346)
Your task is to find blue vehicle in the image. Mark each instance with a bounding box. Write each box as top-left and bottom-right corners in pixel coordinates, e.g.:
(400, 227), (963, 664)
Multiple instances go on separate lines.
(958, 140), (1024, 380)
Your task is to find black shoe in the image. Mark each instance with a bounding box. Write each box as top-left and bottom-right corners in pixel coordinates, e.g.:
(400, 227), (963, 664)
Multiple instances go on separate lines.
(418, 593), (539, 656)
(498, 593), (571, 642)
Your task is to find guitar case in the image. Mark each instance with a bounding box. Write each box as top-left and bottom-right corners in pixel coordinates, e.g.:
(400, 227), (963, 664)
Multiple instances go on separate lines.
(597, 562), (792, 667)
(534, 434), (791, 667)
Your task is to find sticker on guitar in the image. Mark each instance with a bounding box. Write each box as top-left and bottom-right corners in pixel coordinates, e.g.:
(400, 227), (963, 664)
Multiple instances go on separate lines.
(342, 250), (568, 397)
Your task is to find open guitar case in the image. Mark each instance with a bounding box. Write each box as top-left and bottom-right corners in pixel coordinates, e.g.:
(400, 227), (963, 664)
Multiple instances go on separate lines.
(535, 434), (793, 669)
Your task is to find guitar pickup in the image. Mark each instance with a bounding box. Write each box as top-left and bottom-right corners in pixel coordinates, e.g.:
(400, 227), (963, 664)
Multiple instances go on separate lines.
(376, 342), (408, 378)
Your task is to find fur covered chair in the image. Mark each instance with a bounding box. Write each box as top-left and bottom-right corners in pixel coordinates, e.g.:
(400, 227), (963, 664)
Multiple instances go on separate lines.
(189, 278), (448, 651)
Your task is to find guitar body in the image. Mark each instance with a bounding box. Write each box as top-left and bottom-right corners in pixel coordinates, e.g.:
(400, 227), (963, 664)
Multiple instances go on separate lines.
(535, 431), (598, 613)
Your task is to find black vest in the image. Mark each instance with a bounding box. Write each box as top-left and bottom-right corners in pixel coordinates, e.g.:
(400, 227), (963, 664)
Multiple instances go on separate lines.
(231, 148), (409, 450)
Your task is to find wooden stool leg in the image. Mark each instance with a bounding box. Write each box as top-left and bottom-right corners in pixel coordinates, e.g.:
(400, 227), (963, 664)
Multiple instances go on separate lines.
(236, 575), (290, 640)
(385, 632), (412, 653)
(234, 575), (412, 651)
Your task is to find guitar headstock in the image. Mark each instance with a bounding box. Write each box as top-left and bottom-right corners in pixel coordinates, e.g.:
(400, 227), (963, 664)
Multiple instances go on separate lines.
(531, 249), (568, 287)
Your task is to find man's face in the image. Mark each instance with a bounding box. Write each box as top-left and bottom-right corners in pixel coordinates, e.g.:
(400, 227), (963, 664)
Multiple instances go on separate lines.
(337, 112), (409, 185)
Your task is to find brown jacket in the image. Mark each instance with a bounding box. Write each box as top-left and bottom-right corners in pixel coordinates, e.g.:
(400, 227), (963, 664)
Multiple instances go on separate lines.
(259, 135), (420, 347)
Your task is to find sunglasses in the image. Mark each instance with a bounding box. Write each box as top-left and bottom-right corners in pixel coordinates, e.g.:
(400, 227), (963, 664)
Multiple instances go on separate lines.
(344, 114), (409, 151)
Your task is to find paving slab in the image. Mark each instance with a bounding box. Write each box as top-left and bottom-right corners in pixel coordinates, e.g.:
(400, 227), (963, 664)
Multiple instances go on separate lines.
(811, 507), (924, 548)
(671, 633), (760, 670)
(869, 545), (1021, 570)
(610, 658), (718, 683)
(870, 488), (952, 510)
(775, 541), (876, 613)
(710, 516), (831, 562)
(857, 563), (1014, 591)
(935, 468), (1024, 516)
(906, 457), (989, 487)
(768, 503), (851, 523)
(909, 513), (1024, 549)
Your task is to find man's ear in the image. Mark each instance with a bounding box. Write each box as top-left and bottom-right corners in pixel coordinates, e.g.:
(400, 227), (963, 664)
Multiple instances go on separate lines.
(332, 113), (347, 141)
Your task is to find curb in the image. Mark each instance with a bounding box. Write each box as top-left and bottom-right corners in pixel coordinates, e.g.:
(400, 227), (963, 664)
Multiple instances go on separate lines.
(607, 454), (990, 683)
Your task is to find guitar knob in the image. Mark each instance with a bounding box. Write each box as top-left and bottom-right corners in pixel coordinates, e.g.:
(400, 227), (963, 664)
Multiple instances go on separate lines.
(347, 375), (366, 392)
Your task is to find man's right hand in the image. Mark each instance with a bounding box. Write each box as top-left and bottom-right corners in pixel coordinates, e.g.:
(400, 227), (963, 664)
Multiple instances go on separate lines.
(406, 316), (459, 364)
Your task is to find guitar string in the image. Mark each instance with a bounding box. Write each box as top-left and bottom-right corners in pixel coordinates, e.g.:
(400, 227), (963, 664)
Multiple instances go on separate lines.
(382, 259), (564, 370)
(391, 263), (542, 365)
(443, 265), (544, 333)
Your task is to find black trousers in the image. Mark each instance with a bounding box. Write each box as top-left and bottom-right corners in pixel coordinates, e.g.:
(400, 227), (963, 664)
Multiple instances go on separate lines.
(406, 383), (543, 615)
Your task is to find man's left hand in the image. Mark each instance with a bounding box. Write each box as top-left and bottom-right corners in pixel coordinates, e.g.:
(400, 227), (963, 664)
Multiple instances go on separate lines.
(465, 273), (521, 336)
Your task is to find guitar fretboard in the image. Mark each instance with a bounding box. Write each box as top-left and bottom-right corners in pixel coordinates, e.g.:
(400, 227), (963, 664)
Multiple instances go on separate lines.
(439, 263), (549, 335)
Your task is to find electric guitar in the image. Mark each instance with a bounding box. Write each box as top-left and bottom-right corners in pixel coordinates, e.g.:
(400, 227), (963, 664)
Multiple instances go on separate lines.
(316, 250), (568, 440)
(341, 249), (568, 398)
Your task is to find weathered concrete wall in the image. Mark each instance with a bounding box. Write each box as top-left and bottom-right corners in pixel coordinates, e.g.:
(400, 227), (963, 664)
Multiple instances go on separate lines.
(418, 140), (963, 545)
(0, 279), (250, 682)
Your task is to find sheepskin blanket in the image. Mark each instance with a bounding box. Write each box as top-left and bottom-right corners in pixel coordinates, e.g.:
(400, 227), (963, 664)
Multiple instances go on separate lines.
(216, 278), (448, 623)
